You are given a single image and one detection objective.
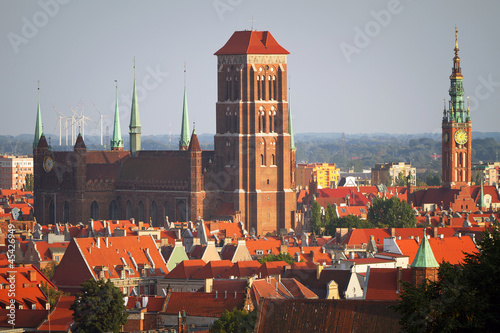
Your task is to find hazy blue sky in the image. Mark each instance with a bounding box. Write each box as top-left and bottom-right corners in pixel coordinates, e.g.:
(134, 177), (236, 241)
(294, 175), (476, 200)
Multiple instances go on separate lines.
(2, 0), (500, 141)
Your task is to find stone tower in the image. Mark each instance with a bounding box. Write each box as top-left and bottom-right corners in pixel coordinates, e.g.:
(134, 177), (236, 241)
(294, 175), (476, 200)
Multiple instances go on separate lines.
(213, 31), (296, 235)
(442, 28), (472, 188)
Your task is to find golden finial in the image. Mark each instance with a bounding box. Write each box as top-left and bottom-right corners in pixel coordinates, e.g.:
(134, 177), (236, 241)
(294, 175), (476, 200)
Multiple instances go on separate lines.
(454, 26), (459, 54)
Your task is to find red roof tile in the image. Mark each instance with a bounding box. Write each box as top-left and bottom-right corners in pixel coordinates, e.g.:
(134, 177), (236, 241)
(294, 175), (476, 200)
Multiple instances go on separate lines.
(220, 260), (261, 278)
(215, 31), (289, 55)
(163, 292), (245, 317)
(365, 268), (412, 300)
(37, 296), (75, 331)
(165, 259), (205, 279)
(191, 260), (233, 279)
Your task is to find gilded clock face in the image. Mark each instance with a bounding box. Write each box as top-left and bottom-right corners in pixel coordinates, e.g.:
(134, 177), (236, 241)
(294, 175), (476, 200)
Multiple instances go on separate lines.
(454, 129), (468, 145)
(43, 156), (53, 173)
(444, 132), (449, 143)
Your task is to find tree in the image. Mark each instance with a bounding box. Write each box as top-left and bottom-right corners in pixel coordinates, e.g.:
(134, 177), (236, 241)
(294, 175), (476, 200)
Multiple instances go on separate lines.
(210, 308), (256, 333)
(40, 281), (68, 309)
(310, 201), (321, 234)
(70, 279), (128, 333)
(41, 260), (58, 280)
(24, 173), (34, 191)
(396, 171), (407, 186)
(259, 253), (295, 265)
(393, 229), (500, 332)
(367, 197), (416, 228)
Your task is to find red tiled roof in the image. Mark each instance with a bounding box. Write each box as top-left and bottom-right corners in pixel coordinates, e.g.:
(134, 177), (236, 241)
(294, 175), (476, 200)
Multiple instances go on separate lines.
(37, 296), (75, 331)
(0, 309), (48, 328)
(191, 260), (233, 279)
(220, 260), (261, 278)
(365, 268), (412, 300)
(215, 31), (289, 55)
(163, 292), (245, 317)
(165, 259), (205, 279)
(255, 261), (288, 278)
(214, 203), (235, 217)
(246, 238), (282, 256)
(126, 296), (166, 312)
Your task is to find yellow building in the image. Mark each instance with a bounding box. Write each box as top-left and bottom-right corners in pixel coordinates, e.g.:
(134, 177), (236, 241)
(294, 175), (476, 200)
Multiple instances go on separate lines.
(296, 163), (341, 190)
(0, 155), (33, 190)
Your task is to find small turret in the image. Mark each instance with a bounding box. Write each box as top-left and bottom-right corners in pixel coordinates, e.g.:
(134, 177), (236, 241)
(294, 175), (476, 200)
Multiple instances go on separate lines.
(179, 67), (190, 150)
(129, 59), (141, 156)
(33, 83), (44, 149)
(111, 81), (124, 151)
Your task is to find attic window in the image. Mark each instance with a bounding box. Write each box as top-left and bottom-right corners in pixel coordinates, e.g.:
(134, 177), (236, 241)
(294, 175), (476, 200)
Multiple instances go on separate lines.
(340, 208), (346, 213)
(359, 208), (365, 213)
(256, 250), (263, 255)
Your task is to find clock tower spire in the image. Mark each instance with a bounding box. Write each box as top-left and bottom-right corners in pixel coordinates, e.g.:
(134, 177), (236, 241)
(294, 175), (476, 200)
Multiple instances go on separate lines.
(442, 27), (471, 188)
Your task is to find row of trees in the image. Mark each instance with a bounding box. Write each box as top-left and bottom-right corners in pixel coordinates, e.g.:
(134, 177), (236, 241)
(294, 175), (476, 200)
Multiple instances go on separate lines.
(309, 197), (417, 235)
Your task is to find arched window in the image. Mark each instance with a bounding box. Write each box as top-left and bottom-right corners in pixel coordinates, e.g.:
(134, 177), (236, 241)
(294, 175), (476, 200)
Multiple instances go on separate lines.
(274, 113), (278, 132)
(268, 75), (272, 100)
(262, 114), (266, 133)
(272, 154), (275, 165)
(257, 76), (261, 100)
(63, 201), (70, 223)
(164, 201), (170, 222)
(49, 200), (55, 225)
(138, 201), (144, 222)
(126, 200), (132, 220)
(233, 113), (238, 133)
(258, 112), (262, 132)
(151, 201), (158, 227)
(109, 200), (119, 220)
(235, 75), (239, 100)
(90, 201), (99, 221)
(261, 154), (265, 166)
(273, 76), (277, 100)
(269, 114), (273, 132)
(261, 76), (265, 100)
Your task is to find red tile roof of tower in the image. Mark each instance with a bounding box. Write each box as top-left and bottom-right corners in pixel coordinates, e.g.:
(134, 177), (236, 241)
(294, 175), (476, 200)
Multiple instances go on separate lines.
(215, 31), (289, 55)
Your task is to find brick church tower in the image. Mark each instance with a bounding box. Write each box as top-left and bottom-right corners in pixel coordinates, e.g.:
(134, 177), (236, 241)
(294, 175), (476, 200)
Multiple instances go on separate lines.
(213, 31), (296, 235)
(442, 28), (472, 188)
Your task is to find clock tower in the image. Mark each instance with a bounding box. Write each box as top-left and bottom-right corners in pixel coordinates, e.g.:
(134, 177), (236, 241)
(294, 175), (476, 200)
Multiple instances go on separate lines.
(442, 28), (471, 188)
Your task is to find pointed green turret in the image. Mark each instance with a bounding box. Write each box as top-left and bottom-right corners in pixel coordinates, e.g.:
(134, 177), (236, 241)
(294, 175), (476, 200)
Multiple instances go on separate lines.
(446, 27), (467, 123)
(129, 64), (141, 156)
(179, 70), (190, 150)
(479, 179), (485, 209)
(33, 87), (43, 149)
(111, 83), (123, 151)
(410, 230), (439, 268)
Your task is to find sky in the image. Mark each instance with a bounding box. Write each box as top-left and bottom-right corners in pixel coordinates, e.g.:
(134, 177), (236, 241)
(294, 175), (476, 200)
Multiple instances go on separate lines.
(2, 0), (500, 142)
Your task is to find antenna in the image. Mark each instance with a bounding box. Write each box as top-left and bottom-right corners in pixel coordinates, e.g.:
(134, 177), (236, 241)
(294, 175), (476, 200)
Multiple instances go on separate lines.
(249, 16), (256, 30)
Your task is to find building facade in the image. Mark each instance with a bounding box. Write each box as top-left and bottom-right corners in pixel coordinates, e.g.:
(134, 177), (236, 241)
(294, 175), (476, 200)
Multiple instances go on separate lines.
(371, 162), (416, 186)
(296, 163), (341, 190)
(0, 155), (33, 190)
(442, 28), (472, 188)
(33, 30), (296, 236)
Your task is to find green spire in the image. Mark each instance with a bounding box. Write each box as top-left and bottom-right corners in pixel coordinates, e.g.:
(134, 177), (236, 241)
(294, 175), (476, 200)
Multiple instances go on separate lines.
(479, 179), (485, 209)
(111, 82), (123, 150)
(447, 27), (466, 123)
(33, 83), (43, 149)
(410, 230), (439, 268)
(129, 59), (141, 156)
(288, 89), (295, 150)
(179, 67), (190, 150)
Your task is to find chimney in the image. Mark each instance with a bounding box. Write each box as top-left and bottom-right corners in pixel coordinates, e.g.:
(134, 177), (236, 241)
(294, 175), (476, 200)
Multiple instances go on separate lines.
(175, 228), (181, 240)
(433, 227), (438, 238)
(390, 228), (396, 237)
(28, 269), (37, 282)
(105, 237), (109, 248)
(280, 244), (288, 254)
(205, 278), (213, 293)
(96, 237), (100, 248)
(440, 234), (444, 239)
(138, 221), (144, 229)
(316, 263), (324, 280)
(310, 250), (315, 263)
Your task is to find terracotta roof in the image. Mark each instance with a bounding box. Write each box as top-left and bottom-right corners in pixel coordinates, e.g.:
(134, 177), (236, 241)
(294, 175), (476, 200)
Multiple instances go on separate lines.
(254, 299), (400, 333)
(85, 150), (130, 164)
(53, 236), (168, 290)
(165, 259), (205, 279)
(210, 279), (248, 293)
(220, 260), (261, 278)
(191, 260), (233, 279)
(255, 261), (288, 278)
(0, 309), (48, 328)
(163, 292), (245, 317)
(126, 296), (166, 312)
(214, 203), (235, 217)
(214, 31), (289, 55)
(246, 237), (282, 256)
(281, 278), (319, 299)
(37, 296), (75, 332)
(119, 154), (189, 182)
(365, 268), (412, 301)
(188, 132), (201, 151)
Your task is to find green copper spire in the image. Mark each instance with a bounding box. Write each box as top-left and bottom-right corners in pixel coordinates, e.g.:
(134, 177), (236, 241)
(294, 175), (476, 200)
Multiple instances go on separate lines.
(111, 82), (123, 150)
(410, 230), (439, 268)
(179, 67), (190, 150)
(33, 82), (43, 149)
(446, 27), (467, 123)
(129, 58), (141, 156)
(288, 89), (295, 150)
(479, 179), (485, 209)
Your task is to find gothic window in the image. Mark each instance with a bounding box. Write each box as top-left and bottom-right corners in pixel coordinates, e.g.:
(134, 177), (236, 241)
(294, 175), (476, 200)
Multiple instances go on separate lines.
(233, 112), (238, 133)
(63, 201), (69, 223)
(49, 200), (55, 225)
(273, 76), (277, 100)
(258, 111), (262, 132)
(151, 201), (158, 227)
(268, 75), (272, 100)
(164, 201), (170, 221)
(257, 76), (261, 100)
(272, 154), (275, 165)
(138, 201), (144, 222)
(226, 77), (230, 101)
(274, 113), (278, 132)
(261, 154), (265, 166)
(90, 201), (99, 221)
(269, 114), (273, 133)
(109, 200), (119, 220)
(261, 76), (265, 100)
(262, 114), (266, 133)
(126, 200), (132, 220)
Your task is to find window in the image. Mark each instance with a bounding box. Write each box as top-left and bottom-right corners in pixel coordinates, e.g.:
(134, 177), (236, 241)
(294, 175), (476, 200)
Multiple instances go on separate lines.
(138, 201), (144, 222)
(126, 200), (132, 220)
(261, 154), (265, 166)
(271, 154), (275, 165)
(90, 201), (99, 220)
(256, 250), (263, 255)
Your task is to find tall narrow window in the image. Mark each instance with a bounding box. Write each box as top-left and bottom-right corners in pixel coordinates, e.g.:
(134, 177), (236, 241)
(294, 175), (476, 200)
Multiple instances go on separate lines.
(90, 201), (99, 221)
(151, 201), (157, 227)
(257, 76), (261, 100)
(273, 76), (277, 100)
(261, 76), (265, 100)
(138, 201), (144, 222)
(269, 114), (273, 132)
(259, 112), (262, 132)
(261, 154), (265, 166)
(126, 200), (132, 220)
(268, 76), (272, 100)
(262, 114), (266, 133)
(272, 154), (275, 165)
(63, 201), (69, 223)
